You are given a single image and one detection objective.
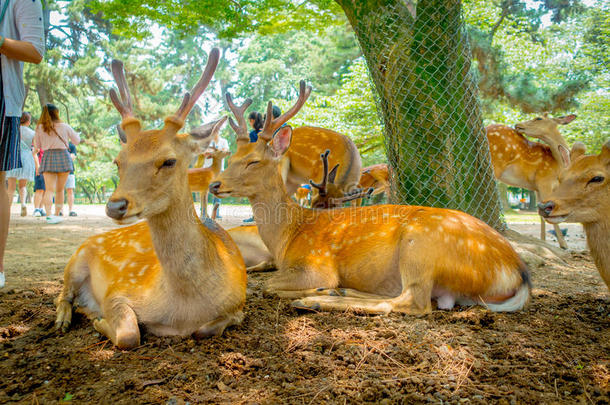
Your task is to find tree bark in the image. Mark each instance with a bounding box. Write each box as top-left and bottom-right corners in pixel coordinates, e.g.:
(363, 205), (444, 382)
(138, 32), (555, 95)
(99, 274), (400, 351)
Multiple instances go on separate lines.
(335, 0), (504, 230)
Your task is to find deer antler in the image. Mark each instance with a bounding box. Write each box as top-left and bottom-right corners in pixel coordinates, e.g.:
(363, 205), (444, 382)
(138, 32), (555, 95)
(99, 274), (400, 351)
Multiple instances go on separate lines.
(174, 48), (220, 122)
(259, 80), (312, 141)
(226, 92), (253, 142)
(309, 149), (334, 197)
(329, 187), (374, 206)
(109, 60), (134, 120)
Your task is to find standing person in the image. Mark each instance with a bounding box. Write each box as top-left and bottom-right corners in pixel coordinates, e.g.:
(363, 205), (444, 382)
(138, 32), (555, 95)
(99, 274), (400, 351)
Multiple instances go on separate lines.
(32, 148), (45, 216)
(32, 104), (80, 224)
(0, 0), (44, 288)
(248, 111), (263, 143)
(6, 111), (35, 216)
(64, 141), (77, 216)
(202, 129), (229, 219)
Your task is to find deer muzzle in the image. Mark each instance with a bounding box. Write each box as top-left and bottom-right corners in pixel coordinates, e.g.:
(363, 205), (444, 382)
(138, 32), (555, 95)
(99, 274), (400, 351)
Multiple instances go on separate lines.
(537, 201), (555, 218)
(106, 198), (129, 219)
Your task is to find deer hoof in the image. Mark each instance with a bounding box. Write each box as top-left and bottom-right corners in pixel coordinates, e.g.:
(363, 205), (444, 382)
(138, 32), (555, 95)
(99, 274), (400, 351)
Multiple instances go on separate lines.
(291, 300), (321, 312)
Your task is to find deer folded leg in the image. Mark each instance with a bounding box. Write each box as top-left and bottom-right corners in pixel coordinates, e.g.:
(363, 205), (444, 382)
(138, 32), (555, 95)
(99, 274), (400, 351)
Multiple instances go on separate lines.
(94, 298), (140, 349)
(246, 260), (275, 272)
(265, 267), (339, 295)
(194, 310), (244, 338)
(291, 296), (394, 314)
(55, 249), (92, 332)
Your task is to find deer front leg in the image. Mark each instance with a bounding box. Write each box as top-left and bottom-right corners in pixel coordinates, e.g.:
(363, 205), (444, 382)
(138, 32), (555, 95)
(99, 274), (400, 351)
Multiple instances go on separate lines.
(194, 310), (244, 338)
(552, 223), (568, 249)
(265, 266), (339, 296)
(94, 297), (140, 349)
(246, 260), (275, 272)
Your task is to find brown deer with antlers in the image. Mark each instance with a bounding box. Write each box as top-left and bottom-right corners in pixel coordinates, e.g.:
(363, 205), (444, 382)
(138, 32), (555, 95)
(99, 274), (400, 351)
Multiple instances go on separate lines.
(54, 49), (246, 348)
(539, 141), (610, 290)
(210, 81), (531, 314)
(308, 149), (373, 209)
(486, 114), (576, 249)
(225, 86), (362, 197)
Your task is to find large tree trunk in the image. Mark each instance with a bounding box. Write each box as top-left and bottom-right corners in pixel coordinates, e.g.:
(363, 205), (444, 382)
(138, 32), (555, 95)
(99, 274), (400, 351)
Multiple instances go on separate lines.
(336, 0), (504, 230)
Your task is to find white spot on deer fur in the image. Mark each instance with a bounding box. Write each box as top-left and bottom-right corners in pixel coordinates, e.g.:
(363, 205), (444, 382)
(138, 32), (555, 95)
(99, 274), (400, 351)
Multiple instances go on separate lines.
(457, 239), (464, 247)
(129, 278), (137, 284)
(380, 232), (387, 236)
(431, 215), (443, 220)
(96, 237), (104, 243)
(324, 251), (330, 257)
(492, 145), (497, 151)
(478, 243), (486, 252)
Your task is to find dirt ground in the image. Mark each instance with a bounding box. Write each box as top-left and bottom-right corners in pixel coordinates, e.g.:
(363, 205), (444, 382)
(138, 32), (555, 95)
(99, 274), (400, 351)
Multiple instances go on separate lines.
(1, 204), (608, 404)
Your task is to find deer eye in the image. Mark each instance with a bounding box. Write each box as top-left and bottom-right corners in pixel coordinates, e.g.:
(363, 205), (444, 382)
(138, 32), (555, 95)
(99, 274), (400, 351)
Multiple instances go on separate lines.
(587, 176), (604, 185)
(161, 159), (177, 168)
(246, 160), (259, 168)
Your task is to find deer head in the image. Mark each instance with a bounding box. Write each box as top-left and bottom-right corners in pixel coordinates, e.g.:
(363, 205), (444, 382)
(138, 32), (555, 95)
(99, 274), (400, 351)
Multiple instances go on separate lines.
(106, 48), (220, 223)
(310, 149), (373, 209)
(210, 81), (311, 199)
(514, 113), (576, 168)
(538, 141), (609, 224)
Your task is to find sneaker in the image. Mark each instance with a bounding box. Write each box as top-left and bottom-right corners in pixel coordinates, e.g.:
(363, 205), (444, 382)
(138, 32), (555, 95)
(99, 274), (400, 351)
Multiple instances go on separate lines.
(40, 210), (46, 217)
(20, 206), (27, 217)
(0, 272), (5, 288)
(46, 215), (63, 224)
(59, 212), (63, 216)
(243, 217), (255, 223)
(33, 209), (42, 217)
(69, 211), (77, 217)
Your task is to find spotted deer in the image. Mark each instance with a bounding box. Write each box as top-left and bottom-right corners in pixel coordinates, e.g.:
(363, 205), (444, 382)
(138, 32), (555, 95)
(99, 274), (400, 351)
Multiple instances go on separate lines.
(355, 163), (390, 206)
(294, 185), (311, 207)
(188, 120), (230, 218)
(308, 149), (373, 209)
(539, 141), (610, 290)
(54, 49), (247, 349)
(228, 225), (274, 272)
(225, 84), (362, 197)
(486, 114), (576, 249)
(210, 81), (531, 314)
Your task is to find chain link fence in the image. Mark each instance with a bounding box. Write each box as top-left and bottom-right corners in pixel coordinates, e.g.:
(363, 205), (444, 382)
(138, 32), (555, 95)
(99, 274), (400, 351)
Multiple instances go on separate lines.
(347, 0), (505, 231)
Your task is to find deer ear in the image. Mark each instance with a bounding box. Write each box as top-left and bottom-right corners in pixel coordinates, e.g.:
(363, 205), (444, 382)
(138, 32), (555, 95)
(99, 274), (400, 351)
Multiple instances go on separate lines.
(190, 117), (226, 140)
(328, 164), (339, 184)
(269, 126), (292, 158)
(570, 142), (586, 162)
(558, 145), (571, 168)
(116, 125), (127, 144)
(554, 114), (576, 125)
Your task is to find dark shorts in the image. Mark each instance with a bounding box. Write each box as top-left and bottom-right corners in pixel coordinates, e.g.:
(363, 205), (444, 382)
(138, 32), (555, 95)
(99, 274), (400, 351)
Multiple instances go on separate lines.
(40, 149), (73, 173)
(34, 174), (45, 191)
(0, 63), (21, 172)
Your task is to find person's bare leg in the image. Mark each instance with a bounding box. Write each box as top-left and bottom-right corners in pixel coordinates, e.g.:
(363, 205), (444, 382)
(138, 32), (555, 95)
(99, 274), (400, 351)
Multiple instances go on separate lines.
(6, 177), (16, 207)
(67, 188), (74, 213)
(18, 179), (27, 216)
(54, 172), (69, 216)
(34, 189), (43, 210)
(0, 172), (9, 281)
(42, 172), (57, 216)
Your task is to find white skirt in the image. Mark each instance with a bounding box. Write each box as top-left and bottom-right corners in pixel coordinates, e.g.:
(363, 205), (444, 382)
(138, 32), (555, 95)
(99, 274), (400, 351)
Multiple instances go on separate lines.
(5, 143), (35, 181)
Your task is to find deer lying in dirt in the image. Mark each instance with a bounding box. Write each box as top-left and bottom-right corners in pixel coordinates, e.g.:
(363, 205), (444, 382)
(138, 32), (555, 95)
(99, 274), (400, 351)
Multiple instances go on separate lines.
(486, 114), (576, 249)
(225, 87), (362, 197)
(227, 225), (274, 272)
(210, 81), (531, 314)
(54, 49), (246, 349)
(539, 141), (610, 290)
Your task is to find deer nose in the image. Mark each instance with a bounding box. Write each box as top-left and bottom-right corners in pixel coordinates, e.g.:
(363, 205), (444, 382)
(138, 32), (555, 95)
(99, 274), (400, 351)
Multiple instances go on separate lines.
(209, 181), (221, 195)
(537, 201), (555, 218)
(106, 198), (129, 219)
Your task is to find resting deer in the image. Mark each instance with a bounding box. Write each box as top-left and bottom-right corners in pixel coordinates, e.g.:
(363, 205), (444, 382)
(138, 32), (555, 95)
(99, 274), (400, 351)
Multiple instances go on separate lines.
(539, 141), (610, 290)
(486, 114), (576, 249)
(54, 49), (247, 349)
(228, 225), (274, 272)
(225, 87), (362, 197)
(188, 124), (230, 218)
(308, 149), (373, 209)
(355, 163), (390, 206)
(210, 81), (531, 314)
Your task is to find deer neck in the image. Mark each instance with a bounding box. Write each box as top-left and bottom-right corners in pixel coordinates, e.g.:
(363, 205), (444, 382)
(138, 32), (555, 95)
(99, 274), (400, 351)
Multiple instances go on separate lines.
(541, 129), (570, 168)
(583, 220), (610, 288)
(146, 180), (211, 290)
(248, 171), (304, 260)
(210, 156), (223, 174)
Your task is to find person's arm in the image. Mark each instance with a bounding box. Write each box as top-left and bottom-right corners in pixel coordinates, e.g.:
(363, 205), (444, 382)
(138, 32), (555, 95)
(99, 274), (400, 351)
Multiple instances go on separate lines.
(0, 0), (45, 64)
(67, 126), (80, 145)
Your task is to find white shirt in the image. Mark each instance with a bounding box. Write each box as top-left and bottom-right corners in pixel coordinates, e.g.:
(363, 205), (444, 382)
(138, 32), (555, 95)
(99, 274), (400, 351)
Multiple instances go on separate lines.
(203, 136), (229, 170)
